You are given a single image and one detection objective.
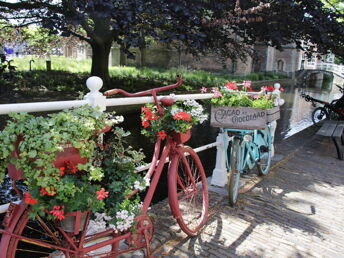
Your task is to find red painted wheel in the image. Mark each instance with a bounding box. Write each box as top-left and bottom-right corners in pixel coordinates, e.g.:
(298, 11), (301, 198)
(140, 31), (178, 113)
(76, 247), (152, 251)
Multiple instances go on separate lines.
(168, 146), (208, 236)
(4, 209), (73, 258)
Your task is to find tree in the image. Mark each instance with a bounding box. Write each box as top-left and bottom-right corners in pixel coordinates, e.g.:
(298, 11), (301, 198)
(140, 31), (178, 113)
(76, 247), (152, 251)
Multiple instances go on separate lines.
(0, 0), (343, 81)
(21, 27), (64, 57)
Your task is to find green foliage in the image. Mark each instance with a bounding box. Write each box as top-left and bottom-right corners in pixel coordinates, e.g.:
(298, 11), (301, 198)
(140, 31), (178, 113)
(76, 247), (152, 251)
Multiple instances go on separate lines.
(10, 56), (287, 94)
(211, 89), (275, 109)
(21, 27), (63, 57)
(0, 105), (123, 219)
(13, 56), (92, 73)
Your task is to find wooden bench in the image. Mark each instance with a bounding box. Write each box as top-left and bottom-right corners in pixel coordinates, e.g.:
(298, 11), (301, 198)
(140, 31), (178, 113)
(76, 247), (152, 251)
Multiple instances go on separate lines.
(316, 120), (344, 160)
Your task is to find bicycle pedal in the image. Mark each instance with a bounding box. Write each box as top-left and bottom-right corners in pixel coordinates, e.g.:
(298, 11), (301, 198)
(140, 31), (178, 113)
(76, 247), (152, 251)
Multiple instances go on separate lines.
(259, 145), (269, 153)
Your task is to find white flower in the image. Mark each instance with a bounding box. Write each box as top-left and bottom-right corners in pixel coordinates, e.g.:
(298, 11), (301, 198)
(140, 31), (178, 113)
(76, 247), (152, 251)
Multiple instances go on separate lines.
(170, 107), (182, 116)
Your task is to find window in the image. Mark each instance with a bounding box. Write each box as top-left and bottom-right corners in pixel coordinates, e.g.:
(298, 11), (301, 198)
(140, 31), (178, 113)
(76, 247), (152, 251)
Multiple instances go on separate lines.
(277, 60), (284, 71)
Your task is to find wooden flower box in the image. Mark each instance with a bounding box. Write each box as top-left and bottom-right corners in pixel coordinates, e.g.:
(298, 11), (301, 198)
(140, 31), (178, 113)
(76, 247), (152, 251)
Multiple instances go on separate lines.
(210, 106), (280, 129)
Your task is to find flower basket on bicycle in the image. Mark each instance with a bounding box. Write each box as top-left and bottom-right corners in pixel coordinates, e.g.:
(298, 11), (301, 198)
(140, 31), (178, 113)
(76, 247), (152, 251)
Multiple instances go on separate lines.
(141, 99), (208, 142)
(170, 129), (191, 144)
(8, 139), (88, 181)
(210, 81), (280, 129)
(0, 105), (125, 220)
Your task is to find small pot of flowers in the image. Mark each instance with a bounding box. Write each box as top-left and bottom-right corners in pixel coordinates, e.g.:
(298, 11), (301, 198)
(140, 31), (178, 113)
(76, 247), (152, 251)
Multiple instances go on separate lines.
(207, 81), (282, 129)
(0, 105), (123, 228)
(140, 98), (208, 143)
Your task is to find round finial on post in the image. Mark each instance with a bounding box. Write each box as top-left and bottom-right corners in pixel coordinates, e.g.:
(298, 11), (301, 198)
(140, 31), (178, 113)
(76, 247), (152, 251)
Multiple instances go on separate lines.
(86, 76), (103, 93)
(84, 76), (106, 111)
(273, 83), (281, 91)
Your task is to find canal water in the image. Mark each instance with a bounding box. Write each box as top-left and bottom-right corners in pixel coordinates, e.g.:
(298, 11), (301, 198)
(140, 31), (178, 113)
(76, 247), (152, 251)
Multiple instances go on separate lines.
(0, 75), (342, 206)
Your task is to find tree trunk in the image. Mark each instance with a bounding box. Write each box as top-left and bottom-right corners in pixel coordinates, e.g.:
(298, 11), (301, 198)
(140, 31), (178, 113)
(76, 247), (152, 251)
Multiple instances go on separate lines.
(90, 41), (112, 82)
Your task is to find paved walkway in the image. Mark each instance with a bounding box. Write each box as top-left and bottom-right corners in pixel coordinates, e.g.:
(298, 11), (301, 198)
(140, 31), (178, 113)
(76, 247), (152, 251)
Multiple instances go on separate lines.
(121, 125), (344, 257)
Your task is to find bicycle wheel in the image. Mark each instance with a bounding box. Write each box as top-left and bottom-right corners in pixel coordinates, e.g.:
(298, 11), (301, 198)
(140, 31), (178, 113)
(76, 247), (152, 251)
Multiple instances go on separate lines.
(168, 146), (208, 236)
(312, 107), (328, 126)
(256, 130), (272, 176)
(228, 138), (241, 206)
(3, 208), (72, 258)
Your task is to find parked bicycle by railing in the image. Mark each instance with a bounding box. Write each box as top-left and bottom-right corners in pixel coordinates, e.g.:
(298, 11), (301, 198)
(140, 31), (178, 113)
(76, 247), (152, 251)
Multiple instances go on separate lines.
(301, 84), (344, 126)
(210, 82), (281, 206)
(0, 76), (209, 257)
(224, 124), (272, 205)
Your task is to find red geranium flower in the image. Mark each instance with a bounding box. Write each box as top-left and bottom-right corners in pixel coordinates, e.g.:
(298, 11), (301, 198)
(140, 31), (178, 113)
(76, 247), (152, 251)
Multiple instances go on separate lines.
(173, 112), (191, 122)
(225, 81), (238, 90)
(96, 188), (109, 200)
(142, 118), (150, 128)
(50, 205), (65, 220)
(24, 192), (38, 205)
(157, 130), (167, 140)
(262, 85), (275, 92)
(65, 161), (78, 173)
(141, 107), (153, 120)
(59, 167), (65, 176)
(40, 187), (55, 196)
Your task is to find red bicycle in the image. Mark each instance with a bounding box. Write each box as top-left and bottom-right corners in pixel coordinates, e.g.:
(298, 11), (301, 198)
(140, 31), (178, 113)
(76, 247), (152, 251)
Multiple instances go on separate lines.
(0, 76), (209, 257)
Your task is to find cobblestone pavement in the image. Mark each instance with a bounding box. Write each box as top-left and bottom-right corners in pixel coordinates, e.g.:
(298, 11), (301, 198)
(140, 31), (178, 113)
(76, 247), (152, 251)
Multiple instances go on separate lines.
(121, 126), (344, 258)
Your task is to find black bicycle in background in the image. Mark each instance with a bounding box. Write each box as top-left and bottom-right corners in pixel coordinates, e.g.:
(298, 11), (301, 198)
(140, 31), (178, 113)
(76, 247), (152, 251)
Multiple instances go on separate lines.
(301, 84), (344, 126)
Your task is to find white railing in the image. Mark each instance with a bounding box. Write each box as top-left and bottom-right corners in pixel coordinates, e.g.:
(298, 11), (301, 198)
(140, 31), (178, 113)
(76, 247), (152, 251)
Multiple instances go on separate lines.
(0, 77), (284, 213)
(316, 63), (344, 76)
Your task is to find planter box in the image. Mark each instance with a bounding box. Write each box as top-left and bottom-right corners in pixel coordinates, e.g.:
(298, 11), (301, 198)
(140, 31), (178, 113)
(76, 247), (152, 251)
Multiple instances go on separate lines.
(210, 106), (280, 129)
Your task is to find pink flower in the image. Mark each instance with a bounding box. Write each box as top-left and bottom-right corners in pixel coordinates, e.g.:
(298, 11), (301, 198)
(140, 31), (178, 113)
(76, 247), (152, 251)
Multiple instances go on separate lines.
(157, 130), (167, 140)
(253, 95), (260, 99)
(201, 87), (208, 93)
(173, 112), (191, 122)
(212, 88), (222, 98)
(243, 80), (252, 88)
(96, 188), (109, 200)
(225, 81), (238, 90)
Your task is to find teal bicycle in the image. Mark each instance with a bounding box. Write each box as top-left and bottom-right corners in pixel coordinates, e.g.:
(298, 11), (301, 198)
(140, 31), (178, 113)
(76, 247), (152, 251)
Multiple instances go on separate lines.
(224, 124), (272, 206)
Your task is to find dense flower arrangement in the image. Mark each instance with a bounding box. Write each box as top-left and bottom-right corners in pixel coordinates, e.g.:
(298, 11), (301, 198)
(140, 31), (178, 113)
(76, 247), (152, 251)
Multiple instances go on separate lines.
(205, 81), (283, 109)
(89, 127), (148, 233)
(0, 105), (125, 220)
(140, 99), (208, 140)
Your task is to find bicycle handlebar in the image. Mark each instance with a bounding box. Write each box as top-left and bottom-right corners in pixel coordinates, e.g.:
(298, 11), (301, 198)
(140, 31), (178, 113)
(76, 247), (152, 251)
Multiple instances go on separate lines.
(300, 93), (328, 105)
(104, 75), (182, 97)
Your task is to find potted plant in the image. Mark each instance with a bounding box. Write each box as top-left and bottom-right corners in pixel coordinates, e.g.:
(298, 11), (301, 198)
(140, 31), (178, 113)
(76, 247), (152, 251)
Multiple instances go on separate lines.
(0, 105), (124, 226)
(207, 81), (281, 129)
(140, 99), (208, 143)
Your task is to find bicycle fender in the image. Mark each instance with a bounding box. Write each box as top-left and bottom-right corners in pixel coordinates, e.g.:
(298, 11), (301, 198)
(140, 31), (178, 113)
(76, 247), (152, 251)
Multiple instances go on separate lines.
(0, 201), (28, 258)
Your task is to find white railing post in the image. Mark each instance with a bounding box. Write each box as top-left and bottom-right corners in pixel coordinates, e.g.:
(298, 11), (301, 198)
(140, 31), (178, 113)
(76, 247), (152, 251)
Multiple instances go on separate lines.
(84, 76), (106, 111)
(210, 131), (229, 187)
(271, 83), (285, 157)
